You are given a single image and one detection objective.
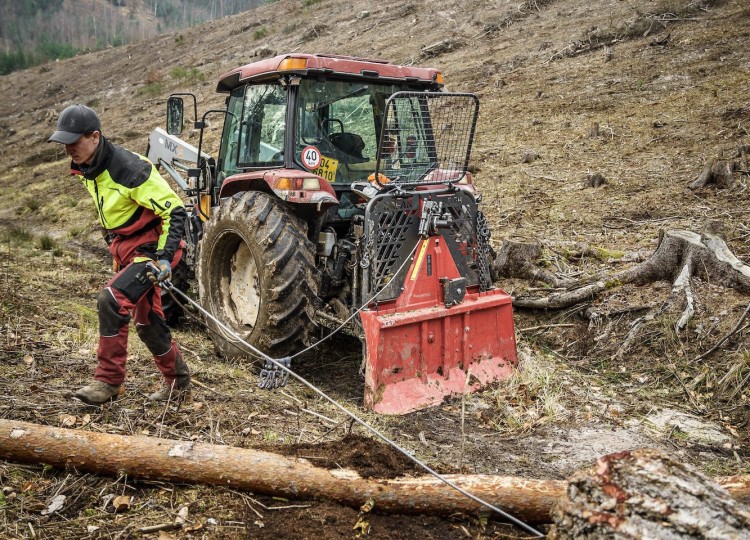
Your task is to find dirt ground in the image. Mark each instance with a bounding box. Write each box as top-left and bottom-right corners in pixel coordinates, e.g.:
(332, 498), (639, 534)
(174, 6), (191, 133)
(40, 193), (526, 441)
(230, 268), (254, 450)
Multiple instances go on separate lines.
(0, 0), (749, 538)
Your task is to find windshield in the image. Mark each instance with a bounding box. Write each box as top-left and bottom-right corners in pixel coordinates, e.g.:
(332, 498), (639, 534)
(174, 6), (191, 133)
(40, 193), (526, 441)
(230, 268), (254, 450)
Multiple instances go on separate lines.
(218, 83), (286, 179)
(294, 79), (405, 185)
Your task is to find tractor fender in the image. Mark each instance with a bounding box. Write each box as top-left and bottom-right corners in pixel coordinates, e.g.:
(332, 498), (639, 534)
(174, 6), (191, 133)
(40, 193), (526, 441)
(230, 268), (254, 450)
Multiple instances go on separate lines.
(219, 170), (338, 213)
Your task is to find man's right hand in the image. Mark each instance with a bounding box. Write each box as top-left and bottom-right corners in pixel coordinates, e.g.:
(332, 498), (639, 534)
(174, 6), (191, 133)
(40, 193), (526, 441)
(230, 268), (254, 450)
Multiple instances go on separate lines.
(147, 260), (171, 284)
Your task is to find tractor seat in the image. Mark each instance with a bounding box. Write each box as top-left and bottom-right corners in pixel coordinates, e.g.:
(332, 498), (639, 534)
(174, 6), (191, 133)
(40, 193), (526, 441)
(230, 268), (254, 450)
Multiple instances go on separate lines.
(329, 132), (366, 161)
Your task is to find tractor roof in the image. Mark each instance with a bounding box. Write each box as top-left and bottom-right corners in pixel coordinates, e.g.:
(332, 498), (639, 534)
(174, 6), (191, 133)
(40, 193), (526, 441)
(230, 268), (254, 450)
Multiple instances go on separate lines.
(216, 53), (443, 92)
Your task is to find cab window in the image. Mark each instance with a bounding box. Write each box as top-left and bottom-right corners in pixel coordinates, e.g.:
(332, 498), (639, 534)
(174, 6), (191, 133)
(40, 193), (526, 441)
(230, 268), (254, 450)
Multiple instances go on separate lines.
(296, 79), (396, 184)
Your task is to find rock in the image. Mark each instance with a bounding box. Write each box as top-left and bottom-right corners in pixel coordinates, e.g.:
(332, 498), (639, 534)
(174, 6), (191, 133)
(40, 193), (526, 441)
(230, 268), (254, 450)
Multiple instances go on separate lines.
(645, 408), (732, 447)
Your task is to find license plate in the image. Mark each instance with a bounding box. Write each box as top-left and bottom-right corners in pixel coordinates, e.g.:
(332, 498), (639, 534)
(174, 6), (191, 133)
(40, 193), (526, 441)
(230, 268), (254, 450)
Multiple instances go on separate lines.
(312, 156), (339, 183)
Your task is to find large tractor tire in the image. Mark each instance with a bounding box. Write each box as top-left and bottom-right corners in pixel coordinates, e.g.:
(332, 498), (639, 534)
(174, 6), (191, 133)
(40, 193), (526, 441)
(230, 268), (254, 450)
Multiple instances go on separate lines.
(197, 191), (319, 359)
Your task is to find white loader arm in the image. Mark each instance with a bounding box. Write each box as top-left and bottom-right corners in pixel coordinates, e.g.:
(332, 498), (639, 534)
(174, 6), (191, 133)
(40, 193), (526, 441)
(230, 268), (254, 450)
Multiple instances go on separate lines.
(147, 127), (212, 192)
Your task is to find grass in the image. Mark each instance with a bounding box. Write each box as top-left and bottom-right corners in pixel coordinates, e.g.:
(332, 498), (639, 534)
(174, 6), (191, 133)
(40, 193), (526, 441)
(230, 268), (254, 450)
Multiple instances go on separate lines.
(38, 235), (54, 251)
(5, 227), (32, 245)
(253, 27), (269, 40)
(170, 66), (205, 83)
(24, 198), (40, 212)
(489, 346), (567, 433)
(138, 82), (163, 97)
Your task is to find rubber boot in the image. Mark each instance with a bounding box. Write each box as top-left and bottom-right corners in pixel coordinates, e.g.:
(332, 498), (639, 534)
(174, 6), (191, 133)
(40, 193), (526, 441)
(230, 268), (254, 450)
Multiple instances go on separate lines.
(74, 380), (124, 405)
(148, 356), (191, 402)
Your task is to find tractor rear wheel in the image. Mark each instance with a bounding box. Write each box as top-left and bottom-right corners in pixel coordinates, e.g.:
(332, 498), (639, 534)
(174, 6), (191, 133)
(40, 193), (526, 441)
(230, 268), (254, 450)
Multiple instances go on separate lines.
(197, 191), (319, 359)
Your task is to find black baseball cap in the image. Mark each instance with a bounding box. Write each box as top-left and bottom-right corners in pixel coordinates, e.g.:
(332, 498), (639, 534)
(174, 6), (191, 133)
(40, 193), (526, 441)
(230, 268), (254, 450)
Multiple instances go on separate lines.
(48, 104), (101, 144)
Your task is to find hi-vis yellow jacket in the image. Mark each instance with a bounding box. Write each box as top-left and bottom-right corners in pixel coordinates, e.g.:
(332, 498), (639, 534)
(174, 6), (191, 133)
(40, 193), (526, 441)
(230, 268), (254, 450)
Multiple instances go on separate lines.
(71, 136), (186, 268)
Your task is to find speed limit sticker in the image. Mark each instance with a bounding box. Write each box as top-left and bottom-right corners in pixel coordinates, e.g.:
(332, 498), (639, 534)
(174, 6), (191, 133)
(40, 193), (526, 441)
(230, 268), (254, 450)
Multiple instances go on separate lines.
(301, 146), (321, 170)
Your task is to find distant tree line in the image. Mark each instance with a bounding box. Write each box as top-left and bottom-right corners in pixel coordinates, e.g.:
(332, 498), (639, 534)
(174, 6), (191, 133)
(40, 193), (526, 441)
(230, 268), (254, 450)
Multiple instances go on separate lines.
(0, 0), (268, 75)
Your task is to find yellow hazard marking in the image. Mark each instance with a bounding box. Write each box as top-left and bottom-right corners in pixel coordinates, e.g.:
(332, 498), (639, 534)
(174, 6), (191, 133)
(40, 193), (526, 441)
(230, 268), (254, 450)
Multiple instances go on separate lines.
(410, 239), (429, 281)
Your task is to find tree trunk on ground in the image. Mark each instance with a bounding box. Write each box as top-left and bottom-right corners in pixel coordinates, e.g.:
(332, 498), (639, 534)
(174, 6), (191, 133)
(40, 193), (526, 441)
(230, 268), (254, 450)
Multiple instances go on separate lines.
(549, 448), (750, 539)
(0, 419), (558, 523)
(1, 420), (748, 525)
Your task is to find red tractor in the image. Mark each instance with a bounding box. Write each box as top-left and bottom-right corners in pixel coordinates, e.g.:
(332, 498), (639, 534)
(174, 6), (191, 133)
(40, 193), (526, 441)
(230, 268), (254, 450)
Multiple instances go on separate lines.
(147, 53), (517, 414)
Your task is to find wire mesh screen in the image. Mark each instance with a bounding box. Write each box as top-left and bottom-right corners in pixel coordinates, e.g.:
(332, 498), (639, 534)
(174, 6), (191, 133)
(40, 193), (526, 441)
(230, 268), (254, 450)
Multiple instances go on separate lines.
(361, 194), (420, 303)
(374, 92), (479, 186)
(361, 190), (492, 303)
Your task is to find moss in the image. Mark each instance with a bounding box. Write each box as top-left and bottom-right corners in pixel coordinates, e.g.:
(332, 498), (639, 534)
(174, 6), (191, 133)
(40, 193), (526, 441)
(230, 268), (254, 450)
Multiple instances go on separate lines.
(593, 246), (625, 261)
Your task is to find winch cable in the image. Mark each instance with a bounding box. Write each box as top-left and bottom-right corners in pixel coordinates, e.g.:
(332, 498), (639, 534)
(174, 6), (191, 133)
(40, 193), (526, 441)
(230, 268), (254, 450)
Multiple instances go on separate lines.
(160, 255), (544, 537)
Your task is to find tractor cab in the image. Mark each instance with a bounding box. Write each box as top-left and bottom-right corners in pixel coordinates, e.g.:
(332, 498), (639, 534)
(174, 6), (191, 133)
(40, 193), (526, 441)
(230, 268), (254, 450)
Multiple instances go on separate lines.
(209, 54), (445, 221)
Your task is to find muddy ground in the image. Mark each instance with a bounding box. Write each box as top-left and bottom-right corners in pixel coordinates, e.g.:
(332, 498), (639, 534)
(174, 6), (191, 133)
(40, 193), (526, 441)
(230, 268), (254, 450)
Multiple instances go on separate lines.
(0, 0), (749, 538)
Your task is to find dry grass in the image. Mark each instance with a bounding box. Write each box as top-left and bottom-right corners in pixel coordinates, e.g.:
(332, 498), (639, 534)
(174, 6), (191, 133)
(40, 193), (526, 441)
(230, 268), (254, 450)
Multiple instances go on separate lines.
(489, 345), (569, 433)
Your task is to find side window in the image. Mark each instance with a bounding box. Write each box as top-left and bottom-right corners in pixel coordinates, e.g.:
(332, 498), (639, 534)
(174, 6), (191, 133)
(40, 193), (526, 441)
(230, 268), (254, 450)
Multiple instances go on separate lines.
(237, 84), (286, 168)
(217, 89), (245, 180)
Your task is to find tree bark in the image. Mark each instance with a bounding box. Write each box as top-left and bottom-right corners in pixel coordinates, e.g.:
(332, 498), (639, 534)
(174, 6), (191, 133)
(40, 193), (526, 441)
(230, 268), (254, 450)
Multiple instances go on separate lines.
(1, 420), (748, 524)
(549, 448), (750, 539)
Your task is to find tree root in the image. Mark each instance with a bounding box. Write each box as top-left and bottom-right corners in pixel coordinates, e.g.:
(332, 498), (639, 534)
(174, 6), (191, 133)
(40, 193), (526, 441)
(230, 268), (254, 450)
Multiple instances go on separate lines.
(695, 302), (750, 361)
(493, 240), (576, 288)
(507, 230), (750, 356)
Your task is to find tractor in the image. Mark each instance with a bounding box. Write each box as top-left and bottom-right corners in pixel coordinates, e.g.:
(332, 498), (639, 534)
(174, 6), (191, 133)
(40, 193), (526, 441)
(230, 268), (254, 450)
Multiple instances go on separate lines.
(147, 53), (517, 414)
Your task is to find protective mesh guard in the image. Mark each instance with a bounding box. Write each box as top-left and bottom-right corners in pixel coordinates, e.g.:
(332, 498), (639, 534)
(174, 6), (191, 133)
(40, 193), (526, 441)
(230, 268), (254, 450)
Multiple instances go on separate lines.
(361, 190), (492, 303)
(374, 92), (479, 187)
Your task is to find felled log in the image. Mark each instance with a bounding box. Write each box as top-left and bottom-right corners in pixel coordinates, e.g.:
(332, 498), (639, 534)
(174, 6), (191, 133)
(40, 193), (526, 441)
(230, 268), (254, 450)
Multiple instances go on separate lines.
(0, 419), (559, 523)
(549, 448), (750, 539)
(1, 420), (748, 525)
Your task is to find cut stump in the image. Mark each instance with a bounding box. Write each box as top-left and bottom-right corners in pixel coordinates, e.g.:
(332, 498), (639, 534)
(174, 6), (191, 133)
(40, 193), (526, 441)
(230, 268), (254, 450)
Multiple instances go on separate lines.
(549, 448), (750, 539)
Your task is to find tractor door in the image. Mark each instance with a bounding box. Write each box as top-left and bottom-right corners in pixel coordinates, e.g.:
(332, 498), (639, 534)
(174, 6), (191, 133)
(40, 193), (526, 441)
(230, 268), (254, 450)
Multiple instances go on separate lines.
(216, 83), (287, 193)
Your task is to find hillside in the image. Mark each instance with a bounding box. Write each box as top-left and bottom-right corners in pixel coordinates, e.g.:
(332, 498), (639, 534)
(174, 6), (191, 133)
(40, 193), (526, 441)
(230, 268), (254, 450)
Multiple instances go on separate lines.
(0, 0), (749, 537)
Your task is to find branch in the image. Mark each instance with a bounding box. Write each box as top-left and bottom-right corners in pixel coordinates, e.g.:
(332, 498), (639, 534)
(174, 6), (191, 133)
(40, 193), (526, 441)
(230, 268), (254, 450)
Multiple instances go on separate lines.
(695, 302), (750, 361)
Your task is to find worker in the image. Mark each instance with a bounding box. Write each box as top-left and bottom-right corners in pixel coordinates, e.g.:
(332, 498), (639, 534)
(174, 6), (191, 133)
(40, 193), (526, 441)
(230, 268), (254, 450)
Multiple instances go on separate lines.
(48, 104), (191, 405)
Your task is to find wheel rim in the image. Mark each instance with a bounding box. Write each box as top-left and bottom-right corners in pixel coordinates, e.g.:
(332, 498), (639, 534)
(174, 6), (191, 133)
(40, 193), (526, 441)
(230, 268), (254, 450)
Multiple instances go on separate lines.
(217, 234), (261, 331)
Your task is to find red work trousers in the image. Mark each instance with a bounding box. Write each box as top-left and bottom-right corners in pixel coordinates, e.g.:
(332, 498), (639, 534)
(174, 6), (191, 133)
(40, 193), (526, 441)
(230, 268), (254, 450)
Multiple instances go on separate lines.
(94, 261), (182, 386)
